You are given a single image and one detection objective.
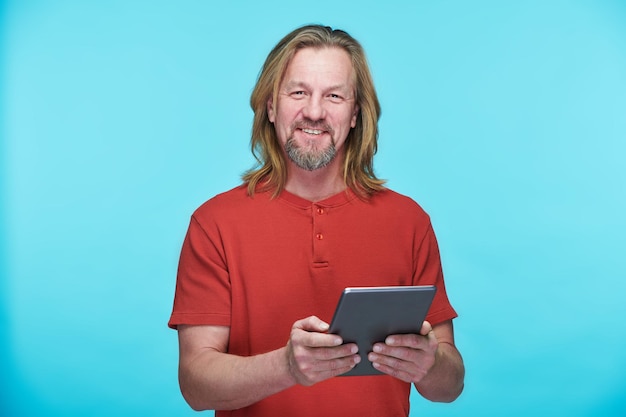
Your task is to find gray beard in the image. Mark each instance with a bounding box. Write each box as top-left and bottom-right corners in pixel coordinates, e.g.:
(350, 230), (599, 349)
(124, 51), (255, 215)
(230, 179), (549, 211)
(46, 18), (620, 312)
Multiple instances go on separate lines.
(285, 137), (337, 171)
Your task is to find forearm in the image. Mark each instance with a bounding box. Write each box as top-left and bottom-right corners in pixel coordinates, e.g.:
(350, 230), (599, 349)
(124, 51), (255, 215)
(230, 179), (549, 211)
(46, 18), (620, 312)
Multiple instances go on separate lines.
(414, 341), (465, 402)
(179, 346), (296, 411)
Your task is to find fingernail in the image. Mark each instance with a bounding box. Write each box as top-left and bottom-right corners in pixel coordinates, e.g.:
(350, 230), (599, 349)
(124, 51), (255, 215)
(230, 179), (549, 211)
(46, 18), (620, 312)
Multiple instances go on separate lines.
(373, 345), (382, 353)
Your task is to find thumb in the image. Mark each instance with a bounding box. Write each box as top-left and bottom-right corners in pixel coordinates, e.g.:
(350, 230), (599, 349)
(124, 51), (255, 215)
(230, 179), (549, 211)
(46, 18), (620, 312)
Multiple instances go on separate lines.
(294, 315), (330, 332)
(420, 320), (433, 336)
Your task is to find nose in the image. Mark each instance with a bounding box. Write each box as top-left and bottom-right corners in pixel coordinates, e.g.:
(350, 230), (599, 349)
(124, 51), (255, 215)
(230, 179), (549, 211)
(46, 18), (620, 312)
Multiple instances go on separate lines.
(302, 95), (325, 121)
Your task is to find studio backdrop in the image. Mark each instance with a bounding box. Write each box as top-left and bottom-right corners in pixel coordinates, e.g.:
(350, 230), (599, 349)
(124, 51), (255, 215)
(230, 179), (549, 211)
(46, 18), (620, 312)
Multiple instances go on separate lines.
(2, 1), (625, 416)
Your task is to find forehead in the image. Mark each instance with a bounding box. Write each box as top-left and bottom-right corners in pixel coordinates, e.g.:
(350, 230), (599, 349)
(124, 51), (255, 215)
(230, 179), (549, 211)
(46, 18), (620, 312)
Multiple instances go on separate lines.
(281, 47), (355, 89)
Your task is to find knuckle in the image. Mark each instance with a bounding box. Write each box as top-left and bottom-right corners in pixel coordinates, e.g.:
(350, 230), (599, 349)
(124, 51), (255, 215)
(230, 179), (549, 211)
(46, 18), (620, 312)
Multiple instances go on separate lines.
(411, 368), (428, 384)
(290, 328), (302, 342)
(328, 358), (343, 371)
(317, 346), (334, 360)
(298, 361), (313, 373)
(387, 366), (402, 379)
(389, 357), (402, 369)
(293, 349), (306, 362)
(394, 348), (410, 361)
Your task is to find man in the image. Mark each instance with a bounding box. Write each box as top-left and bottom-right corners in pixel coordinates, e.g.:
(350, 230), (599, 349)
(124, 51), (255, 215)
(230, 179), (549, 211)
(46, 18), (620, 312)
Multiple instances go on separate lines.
(169, 25), (464, 416)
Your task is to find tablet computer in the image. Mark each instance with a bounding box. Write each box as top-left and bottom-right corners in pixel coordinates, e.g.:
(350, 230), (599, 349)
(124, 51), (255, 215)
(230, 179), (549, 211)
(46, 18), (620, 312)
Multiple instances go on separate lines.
(328, 285), (437, 376)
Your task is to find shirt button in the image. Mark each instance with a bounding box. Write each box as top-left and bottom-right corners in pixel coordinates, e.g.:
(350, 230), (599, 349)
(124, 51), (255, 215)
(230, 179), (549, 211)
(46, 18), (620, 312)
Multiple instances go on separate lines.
(316, 233), (323, 240)
(316, 207), (324, 215)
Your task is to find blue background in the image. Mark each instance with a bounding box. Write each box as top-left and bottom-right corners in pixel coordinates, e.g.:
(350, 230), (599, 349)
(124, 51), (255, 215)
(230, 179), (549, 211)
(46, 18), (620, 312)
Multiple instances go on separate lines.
(2, 1), (625, 416)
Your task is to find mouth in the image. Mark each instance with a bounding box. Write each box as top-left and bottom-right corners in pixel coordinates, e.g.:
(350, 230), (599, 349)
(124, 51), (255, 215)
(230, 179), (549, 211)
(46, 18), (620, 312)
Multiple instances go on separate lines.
(301, 128), (324, 135)
(294, 121), (333, 138)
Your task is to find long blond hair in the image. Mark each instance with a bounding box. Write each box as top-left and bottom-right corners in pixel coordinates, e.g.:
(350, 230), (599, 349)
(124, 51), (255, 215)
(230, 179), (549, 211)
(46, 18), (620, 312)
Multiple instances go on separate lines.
(243, 25), (385, 198)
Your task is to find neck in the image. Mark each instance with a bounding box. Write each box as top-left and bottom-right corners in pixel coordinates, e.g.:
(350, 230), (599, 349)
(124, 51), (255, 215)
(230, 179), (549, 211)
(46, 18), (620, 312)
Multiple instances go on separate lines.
(284, 160), (346, 202)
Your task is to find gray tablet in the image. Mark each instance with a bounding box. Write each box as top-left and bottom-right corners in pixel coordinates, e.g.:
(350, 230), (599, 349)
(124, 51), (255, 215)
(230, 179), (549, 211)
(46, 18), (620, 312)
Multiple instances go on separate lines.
(328, 285), (437, 377)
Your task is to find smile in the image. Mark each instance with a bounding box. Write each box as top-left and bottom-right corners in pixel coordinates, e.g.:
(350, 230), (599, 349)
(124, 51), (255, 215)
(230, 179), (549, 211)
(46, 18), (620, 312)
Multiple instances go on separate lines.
(302, 128), (324, 135)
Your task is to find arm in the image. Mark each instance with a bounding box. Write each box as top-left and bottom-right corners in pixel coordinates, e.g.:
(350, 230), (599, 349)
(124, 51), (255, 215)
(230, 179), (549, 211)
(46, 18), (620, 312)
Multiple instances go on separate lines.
(177, 316), (360, 411)
(368, 319), (465, 402)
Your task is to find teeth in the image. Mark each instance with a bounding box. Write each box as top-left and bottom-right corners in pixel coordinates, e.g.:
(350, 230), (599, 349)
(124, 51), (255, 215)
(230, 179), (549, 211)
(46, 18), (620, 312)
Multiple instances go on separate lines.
(302, 128), (323, 135)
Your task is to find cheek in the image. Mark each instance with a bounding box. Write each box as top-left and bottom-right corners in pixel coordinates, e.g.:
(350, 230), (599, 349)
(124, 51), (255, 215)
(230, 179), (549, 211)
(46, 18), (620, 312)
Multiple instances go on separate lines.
(273, 103), (299, 125)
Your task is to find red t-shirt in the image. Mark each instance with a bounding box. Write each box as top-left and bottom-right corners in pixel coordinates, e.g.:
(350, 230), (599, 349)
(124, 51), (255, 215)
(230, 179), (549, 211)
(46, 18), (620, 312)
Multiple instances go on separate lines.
(169, 185), (457, 417)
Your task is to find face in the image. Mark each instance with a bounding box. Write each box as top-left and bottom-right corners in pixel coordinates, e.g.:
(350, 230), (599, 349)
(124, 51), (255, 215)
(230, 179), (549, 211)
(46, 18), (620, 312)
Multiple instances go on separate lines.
(267, 47), (359, 171)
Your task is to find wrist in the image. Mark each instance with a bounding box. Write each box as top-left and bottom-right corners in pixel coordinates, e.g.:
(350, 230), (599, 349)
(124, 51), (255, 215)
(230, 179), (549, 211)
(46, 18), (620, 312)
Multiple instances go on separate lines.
(279, 345), (299, 387)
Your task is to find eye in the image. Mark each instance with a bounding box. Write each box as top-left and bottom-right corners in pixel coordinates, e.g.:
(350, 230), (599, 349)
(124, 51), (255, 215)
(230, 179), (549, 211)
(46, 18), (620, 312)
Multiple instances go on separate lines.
(328, 93), (344, 103)
(290, 91), (306, 99)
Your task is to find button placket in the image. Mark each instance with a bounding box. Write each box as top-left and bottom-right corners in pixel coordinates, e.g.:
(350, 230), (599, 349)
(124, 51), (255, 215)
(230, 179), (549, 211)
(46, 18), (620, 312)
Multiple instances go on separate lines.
(312, 205), (328, 264)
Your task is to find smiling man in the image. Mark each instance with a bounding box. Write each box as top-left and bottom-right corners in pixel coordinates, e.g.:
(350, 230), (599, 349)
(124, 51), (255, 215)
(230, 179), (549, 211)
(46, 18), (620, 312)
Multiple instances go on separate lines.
(169, 25), (465, 416)
(271, 47), (358, 177)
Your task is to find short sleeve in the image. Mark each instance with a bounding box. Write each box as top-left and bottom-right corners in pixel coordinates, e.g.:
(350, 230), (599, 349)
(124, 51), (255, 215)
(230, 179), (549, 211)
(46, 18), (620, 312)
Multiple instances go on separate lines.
(413, 224), (458, 325)
(168, 215), (232, 329)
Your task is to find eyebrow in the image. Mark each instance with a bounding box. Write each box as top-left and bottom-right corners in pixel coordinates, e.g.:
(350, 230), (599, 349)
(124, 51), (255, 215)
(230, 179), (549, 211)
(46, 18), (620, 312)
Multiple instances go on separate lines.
(282, 80), (353, 96)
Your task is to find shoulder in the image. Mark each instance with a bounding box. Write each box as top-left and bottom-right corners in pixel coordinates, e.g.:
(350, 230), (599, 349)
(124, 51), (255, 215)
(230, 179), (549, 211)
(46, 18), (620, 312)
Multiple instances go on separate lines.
(196, 184), (249, 210)
(191, 184), (268, 225)
(368, 188), (431, 222)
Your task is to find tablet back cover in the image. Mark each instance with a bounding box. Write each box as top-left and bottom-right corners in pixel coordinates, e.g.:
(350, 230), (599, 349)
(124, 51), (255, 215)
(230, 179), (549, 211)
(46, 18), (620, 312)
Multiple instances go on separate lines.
(328, 285), (436, 376)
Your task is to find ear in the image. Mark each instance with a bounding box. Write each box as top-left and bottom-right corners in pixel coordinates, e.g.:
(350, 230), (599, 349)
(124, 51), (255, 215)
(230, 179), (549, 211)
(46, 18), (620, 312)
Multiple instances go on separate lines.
(267, 96), (275, 123)
(350, 104), (360, 128)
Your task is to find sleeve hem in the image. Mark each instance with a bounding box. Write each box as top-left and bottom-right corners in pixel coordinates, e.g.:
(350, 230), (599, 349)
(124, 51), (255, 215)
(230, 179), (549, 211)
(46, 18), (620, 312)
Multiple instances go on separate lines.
(426, 307), (458, 327)
(168, 313), (231, 329)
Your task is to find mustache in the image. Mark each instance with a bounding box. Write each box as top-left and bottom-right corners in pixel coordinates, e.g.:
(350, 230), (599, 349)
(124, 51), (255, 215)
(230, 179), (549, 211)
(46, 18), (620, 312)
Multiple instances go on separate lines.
(292, 119), (334, 134)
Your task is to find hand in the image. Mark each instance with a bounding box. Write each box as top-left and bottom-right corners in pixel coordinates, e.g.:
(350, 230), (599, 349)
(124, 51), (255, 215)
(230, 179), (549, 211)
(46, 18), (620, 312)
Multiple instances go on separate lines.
(286, 316), (361, 386)
(367, 321), (438, 383)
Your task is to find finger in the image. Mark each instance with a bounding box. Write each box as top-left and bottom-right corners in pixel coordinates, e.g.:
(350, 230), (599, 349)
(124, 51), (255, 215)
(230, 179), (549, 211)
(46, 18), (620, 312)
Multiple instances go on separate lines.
(372, 342), (422, 363)
(419, 320), (433, 336)
(370, 360), (415, 383)
(378, 336), (437, 360)
(292, 316), (343, 348)
(310, 346), (361, 371)
(292, 327), (343, 348)
(313, 343), (359, 361)
(289, 344), (361, 385)
(383, 334), (422, 349)
(297, 357), (361, 385)
(384, 327), (438, 350)
(368, 349), (431, 383)
(293, 315), (331, 332)
(293, 340), (358, 364)
(315, 354), (361, 378)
